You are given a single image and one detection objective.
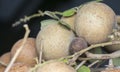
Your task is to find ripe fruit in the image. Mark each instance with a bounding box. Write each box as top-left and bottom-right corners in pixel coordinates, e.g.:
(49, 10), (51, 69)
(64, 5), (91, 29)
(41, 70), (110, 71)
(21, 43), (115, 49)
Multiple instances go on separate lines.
(9, 63), (30, 72)
(36, 60), (76, 72)
(11, 38), (37, 67)
(0, 52), (11, 72)
(0, 65), (5, 72)
(75, 2), (116, 44)
(0, 52), (11, 66)
(36, 23), (75, 60)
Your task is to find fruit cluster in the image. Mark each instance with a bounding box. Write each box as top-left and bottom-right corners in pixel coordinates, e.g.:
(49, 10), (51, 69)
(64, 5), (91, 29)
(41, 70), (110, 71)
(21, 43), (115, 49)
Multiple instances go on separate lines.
(0, 1), (120, 72)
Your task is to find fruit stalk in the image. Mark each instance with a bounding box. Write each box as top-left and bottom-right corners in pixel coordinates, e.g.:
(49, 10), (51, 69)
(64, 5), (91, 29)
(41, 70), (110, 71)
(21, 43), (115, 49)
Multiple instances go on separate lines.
(4, 24), (30, 72)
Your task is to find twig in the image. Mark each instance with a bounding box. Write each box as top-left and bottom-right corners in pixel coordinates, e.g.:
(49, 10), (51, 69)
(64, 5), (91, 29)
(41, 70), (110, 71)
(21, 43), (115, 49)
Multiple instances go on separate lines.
(12, 11), (44, 27)
(109, 59), (114, 67)
(106, 59), (114, 69)
(4, 24), (30, 72)
(69, 41), (120, 62)
(39, 40), (43, 64)
(88, 60), (99, 67)
(75, 60), (87, 70)
(78, 57), (92, 61)
(12, 11), (62, 27)
(85, 50), (120, 59)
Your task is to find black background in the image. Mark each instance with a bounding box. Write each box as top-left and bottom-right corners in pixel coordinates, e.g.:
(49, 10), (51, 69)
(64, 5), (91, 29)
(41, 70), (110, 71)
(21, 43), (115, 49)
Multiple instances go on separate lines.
(0, 0), (120, 55)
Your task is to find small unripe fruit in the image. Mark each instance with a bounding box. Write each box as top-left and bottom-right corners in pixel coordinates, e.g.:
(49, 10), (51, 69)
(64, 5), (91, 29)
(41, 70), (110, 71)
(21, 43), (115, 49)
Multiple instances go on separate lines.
(69, 37), (88, 54)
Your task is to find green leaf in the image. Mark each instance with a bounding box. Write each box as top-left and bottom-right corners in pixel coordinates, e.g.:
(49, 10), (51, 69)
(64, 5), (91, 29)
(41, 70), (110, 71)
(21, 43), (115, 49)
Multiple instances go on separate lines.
(113, 57), (120, 66)
(40, 19), (58, 29)
(77, 65), (91, 72)
(62, 8), (76, 17)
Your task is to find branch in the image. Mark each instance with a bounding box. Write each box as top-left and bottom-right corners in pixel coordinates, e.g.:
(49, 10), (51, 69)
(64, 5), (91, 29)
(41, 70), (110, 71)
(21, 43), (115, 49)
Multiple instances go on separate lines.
(69, 41), (120, 62)
(39, 40), (43, 64)
(88, 60), (99, 67)
(85, 50), (120, 59)
(4, 24), (30, 72)
(75, 60), (87, 70)
(78, 57), (92, 61)
(12, 11), (44, 27)
(12, 11), (62, 27)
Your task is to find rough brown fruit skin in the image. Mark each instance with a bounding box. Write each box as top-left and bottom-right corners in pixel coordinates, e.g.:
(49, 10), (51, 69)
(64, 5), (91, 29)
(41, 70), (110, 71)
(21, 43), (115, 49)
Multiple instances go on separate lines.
(11, 38), (37, 67)
(75, 2), (116, 44)
(0, 52), (11, 65)
(69, 37), (88, 54)
(9, 63), (30, 72)
(0, 52), (11, 72)
(36, 24), (75, 60)
(0, 66), (5, 72)
(61, 15), (76, 30)
(36, 61), (76, 72)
